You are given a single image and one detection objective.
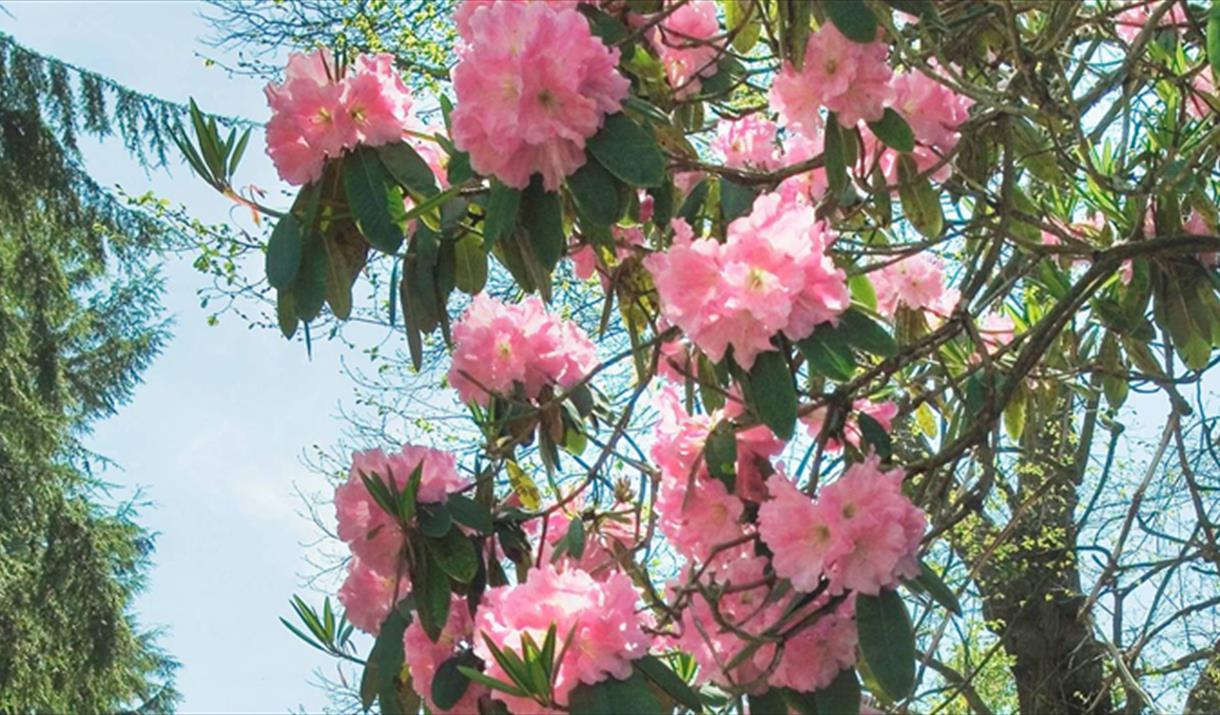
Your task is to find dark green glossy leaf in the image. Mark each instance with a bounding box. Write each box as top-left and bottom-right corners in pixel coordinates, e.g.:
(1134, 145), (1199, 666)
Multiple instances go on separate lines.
(587, 114), (665, 188)
(742, 350), (798, 441)
(521, 177), (565, 272)
(431, 655), (472, 711)
(896, 154), (943, 239)
(867, 108), (916, 153)
(634, 655), (702, 711)
(721, 178), (756, 222)
(857, 590), (917, 702)
(293, 232), (328, 322)
(857, 412), (893, 461)
(447, 494), (494, 533)
(569, 159), (621, 226)
(747, 689), (789, 714)
(425, 529), (478, 584)
(566, 517), (586, 560)
(704, 419), (738, 490)
(814, 668), (862, 715)
(825, 113), (848, 196)
(343, 146), (407, 253)
(266, 213), (302, 288)
(454, 233), (488, 295)
(377, 141), (439, 197)
(483, 181), (521, 247)
(798, 327), (856, 381)
(825, 0), (879, 43)
(905, 560), (962, 615)
(568, 671), (662, 715)
(418, 502), (453, 538)
(412, 550), (453, 641)
(839, 308), (898, 358)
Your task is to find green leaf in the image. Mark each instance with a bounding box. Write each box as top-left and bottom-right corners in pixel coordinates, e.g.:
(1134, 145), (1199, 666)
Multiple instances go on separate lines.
(412, 550), (453, 641)
(453, 233), (488, 295)
(634, 655), (702, 711)
(446, 150), (473, 185)
(431, 655), (472, 711)
(905, 560), (962, 615)
(447, 494), (493, 533)
(798, 327), (857, 382)
(458, 666), (529, 698)
(568, 671), (663, 715)
(483, 181), (521, 247)
(721, 178), (756, 222)
(521, 176), (565, 272)
(857, 413), (893, 460)
(569, 159), (622, 226)
(704, 419), (738, 491)
(344, 146), (407, 253)
(824, 0), (879, 43)
(377, 141), (440, 197)
(1208, 0), (1220, 83)
(867, 108), (916, 153)
(293, 233), (328, 322)
(425, 529), (478, 584)
(361, 604), (411, 713)
(566, 517), (586, 560)
(897, 154), (944, 239)
(747, 689), (789, 714)
(838, 308), (898, 358)
(742, 350), (798, 441)
(418, 503), (453, 538)
(814, 668), (862, 715)
(587, 114), (666, 188)
(850, 274), (878, 311)
(856, 590), (917, 702)
(678, 178), (710, 226)
(723, 0), (762, 52)
(322, 234), (365, 321)
(266, 213), (302, 289)
(825, 113), (848, 196)
(275, 288), (298, 339)
(228, 127), (251, 177)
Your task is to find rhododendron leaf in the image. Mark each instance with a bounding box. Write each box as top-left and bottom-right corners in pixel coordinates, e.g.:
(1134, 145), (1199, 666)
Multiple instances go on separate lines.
(505, 460), (542, 510)
(587, 114), (665, 188)
(376, 141), (439, 198)
(1003, 382), (1027, 441)
(858, 413), (893, 460)
(446, 494), (493, 534)
(741, 350), (798, 441)
(417, 502), (452, 538)
(720, 178), (756, 222)
(266, 213), (301, 289)
(798, 328), (856, 382)
(1209, 1), (1220, 82)
(521, 177), (565, 272)
(824, 114), (848, 197)
(293, 233), (328, 322)
(446, 150), (474, 186)
(428, 530), (478, 584)
(812, 668), (862, 715)
(399, 269), (423, 370)
(566, 517), (586, 560)
(568, 159), (621, 227)
(849, 274), (878, 311)
(480, 634), (534, 694)
(343, 147), (407, 254)
(780, 0), (811, 67)
(915, 401), (938, 438)
(896, 154), (944, 239)
(568, 671), (662, 715)
(723, 0), (762, 52)
(275, 288), (298, 339)
(704, 420), (738, 490)
(579, 3), (630, 45)
(825, 0), (879, 43)
(698, 55), (747, 98)
(647, 181), (674, 229)
(905, 560), (962, 615)
(839, 308), (898, 358)
(634, 655), (702, 711)
(412, 550), (453, 641)
(856, 590), (916, 701)
(747, 689), (789, 714)
(362, 604), (411, 713)
(453, 233), (488, 295)
(867, 108), (916, 153)
(405, 227), (441, 333)
(322, 234), (363, 321)
(457, 665), (528, 698)
(431, 655), (472, 711)
(883, 0), (936, 19)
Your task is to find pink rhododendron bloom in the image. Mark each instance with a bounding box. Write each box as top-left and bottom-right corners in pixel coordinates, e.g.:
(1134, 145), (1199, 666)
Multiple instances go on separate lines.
(889, 68), (973, 154)
(569, 224), (645, 284)
(711, 114), (781, 171)
(337, 556), (400, 635)
(763, 597), (859, 693)
(653, 0), (722, 99)
(759, 458), (925, 596)
(645, 194), (849, 370)
(403, 596), (486, 714)
(776, 130), (831, 205)
(771, 24), (893, 133)
(1188, 71), (1216, 119)
(265, 49), (414, 185)
(1116, 1), (1188, 42)
(656, 335), (694, 383)
(474, 565), (648, 713)
(450, 0), (629, 190)
(871, 252), (950, 317)
(449, 294), (599, 405)
(454, 0), (581, 42)
(334, 445), (468, 573)
(674, 170), (705, 197)
(530, 503), (638, 580)
(979, 311), (1016, 352)
(803, 398), (899, 452)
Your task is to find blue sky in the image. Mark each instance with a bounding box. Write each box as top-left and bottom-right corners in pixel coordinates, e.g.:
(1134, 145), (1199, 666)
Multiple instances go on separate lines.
(5, 2), (356, 711)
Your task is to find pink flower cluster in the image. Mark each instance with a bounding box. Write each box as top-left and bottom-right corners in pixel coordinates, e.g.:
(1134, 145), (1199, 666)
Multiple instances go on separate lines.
(450, 0), (629, 190)
(403, 596), (486, 714)
(652, 0), (722, 99)
(869, 68), (974, 181)
(664, 547), (859, 693)
(771, 23), (893, 133)
(711, 114), (782, 172)
(533, 508), (638, 580)
(644, 193), (850, 371)
(448, 294), (599, 406)
(651, 388), (782, 560)
(1116, 1), (1189, 42)
(758, 458), (925, 596)
(265, 50), (414, 185)
(473, 564), (648, 714)
(871, 252), (950, 317)
(334, 445), (469, 632)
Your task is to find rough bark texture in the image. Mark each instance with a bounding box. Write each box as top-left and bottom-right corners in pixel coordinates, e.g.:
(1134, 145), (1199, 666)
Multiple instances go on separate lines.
(1187, 644), (1220, 714)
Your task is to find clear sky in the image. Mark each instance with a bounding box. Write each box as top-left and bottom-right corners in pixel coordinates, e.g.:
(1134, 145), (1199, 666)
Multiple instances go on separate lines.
(5, 2), (360, 711)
